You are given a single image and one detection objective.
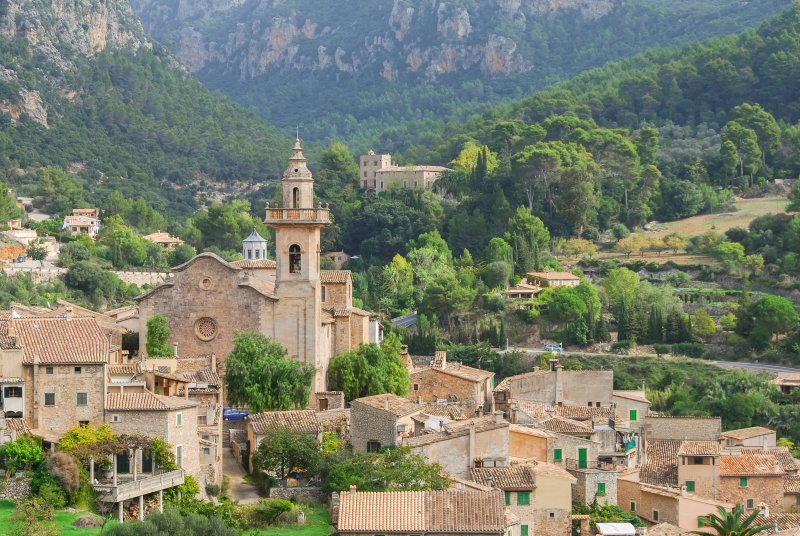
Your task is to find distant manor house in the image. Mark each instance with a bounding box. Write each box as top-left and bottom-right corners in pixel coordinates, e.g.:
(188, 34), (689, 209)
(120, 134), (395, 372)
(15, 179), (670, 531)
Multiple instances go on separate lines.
(360, 150), (449, 192)
(138, 140), (377, 393)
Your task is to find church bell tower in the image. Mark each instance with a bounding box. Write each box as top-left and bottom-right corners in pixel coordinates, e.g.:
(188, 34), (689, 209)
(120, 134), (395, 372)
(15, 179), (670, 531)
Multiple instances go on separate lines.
(264, 139), (330, 392)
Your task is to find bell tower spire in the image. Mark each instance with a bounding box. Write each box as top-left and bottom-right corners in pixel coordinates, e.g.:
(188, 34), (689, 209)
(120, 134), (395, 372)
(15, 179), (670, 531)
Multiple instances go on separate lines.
(282, 137), (314, 208)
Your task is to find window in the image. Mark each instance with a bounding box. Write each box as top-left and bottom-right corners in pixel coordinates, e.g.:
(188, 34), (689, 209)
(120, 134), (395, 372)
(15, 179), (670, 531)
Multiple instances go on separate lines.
(653, 510), (659, 522)
(397, 424), (407, 434)
(413, 384), (419, 391)
(247, 249), (252, 259)
(202, 447), (211, 456)
(548, 512), (555, 519)
(746, 499), (754, 509)
(553, 449), (562, 462)
(79, 420), (89, 427)
(176, 413), (183, 427)
(517, 491), (530, 506)
(74, 366), (82, 374)
(693, 457), (704, 465)
(44, 393), (55, 406)
(45, 366), (54, 375)
(595, 402), (600, 407)
(292, 187), (300, 208)
(176, 445), (183, 468)
(366, 441), (381, 453)
(740, 477), (748, 488)
(321, 286), (327, 301)
(504, 492), (510, 506)
(76, 392), (88, 406)
(111, 414), (121, 423)
(198, 415), (208, 425)
(597, 482), (606, 496)
(289, 244), (301, 273)
(629, 409), (637, 421)
(685, 480), (695, 492)
(630, 501), (636, 512)
(4, 386), (21, 398)
(796, 496), (800, 505)
(255, 249), (260, 259)
(520, 525), (528, 536)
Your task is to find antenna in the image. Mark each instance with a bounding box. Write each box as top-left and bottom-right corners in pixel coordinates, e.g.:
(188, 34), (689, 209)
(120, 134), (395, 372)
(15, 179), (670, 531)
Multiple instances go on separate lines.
(296, 125), (300, 140)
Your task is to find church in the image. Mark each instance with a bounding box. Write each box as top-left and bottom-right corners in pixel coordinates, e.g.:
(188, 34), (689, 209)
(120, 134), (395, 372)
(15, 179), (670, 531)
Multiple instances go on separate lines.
(137, 139), (375, 393)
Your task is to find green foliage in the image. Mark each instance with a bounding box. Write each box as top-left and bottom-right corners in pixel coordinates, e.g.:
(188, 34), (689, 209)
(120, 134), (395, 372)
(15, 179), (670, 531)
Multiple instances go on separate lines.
(573, 499), (644, 528)
(63, 261), (138, 307)
(252, 426), (321, 481)
(0, 435), (44, 473)
(103, 505), (238, 536)
(323, 446), (450, 493)
(327, 333), (410, 401)
(670, 342), (705, 358)
(224, 331), (315, 412)
(58, 423), (116, 458)
(693, 504), (774, 535)
(321, 432), (341, 456)
(7, 496), (57, 536)
(146, 315), (172, 357)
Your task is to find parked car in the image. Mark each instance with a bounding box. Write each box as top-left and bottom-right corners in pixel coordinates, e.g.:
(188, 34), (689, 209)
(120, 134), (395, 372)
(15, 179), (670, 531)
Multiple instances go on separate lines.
(223, 407), (249, 420)
(544, 343), (563, 353)
(15, 255), (26, 263)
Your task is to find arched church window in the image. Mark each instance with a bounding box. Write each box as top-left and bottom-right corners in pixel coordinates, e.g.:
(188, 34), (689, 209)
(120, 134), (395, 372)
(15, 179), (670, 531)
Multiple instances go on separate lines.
(293, 187), (300, 208)
(289, 244), (301, 273)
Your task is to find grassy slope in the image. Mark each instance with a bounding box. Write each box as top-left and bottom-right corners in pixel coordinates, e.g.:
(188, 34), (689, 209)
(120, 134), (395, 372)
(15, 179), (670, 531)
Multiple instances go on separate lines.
(0, 500), (104, 535)
(251, 506), (331, 536)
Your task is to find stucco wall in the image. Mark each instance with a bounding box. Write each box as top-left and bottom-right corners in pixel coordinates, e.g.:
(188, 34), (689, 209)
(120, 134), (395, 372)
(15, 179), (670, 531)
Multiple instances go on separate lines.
(509, 430), (548, 462)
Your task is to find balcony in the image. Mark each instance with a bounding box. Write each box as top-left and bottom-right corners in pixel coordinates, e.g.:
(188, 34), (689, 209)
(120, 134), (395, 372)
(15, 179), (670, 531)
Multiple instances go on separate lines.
(564, 458), (617, 472)
(264, 207), (330, 225)
(93, 469), (185, 502)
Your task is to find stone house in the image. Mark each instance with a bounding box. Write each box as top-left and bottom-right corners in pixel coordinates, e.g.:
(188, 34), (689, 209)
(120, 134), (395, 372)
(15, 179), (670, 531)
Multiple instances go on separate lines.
(721, 427), (777, 448)
(718, 453), (785, 512)
(143, 232), (184, 251)
(612, 390), (651, 426)
(138, 141), (373, 395)
(643, 416), (722, 441)
(335, 488), (513, 536)
(246, 409), (321, 472)
(359, 150), (449, 192)
(106, 363), (146, 394)
(409, 352), (494, 413)
(411, 403), (468, 434)
(525, 272), (580, 288)
(471, 463), (575, 536)
(350, 393), (421, 453)
(774, 374), (800, 395)
(677, 441), (721, 498)
(314, 391), (345, 412)
(784, 475), (800, 512)
(105, 391), (201, 482)
(403, 413), (509, 480)
(62, 209), (101, 239)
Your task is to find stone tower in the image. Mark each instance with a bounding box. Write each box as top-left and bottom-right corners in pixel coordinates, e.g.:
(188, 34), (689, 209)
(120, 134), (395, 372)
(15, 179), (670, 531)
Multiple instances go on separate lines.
(264, 139), (330, 392)
(242, 228), (268, 260)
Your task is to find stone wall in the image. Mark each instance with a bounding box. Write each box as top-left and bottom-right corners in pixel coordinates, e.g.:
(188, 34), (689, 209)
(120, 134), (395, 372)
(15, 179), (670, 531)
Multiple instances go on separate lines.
(718, 475), (783, 512)
(350, 402), (400, 453)
(28, 363), (105, 437)
(2, 267), (167, 287)
(410, 368), (478, 409)
(569, 469), (617, 506)
(316, 408), (350, 443)
(644, 416), (721, 441)
(0, 478), (31, 500)
(223, 419), (248, 447)
(547, 432), (601, 465)
(269, 486), (325, 501)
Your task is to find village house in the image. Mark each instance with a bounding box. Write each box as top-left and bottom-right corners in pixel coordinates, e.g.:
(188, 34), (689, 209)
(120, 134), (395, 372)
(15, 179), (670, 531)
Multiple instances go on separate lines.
(718, 453), (785, 512)
(505, 281), (543, 299)
(411, 403), (469, 434)
(408, 351), (495, 414)
(359, 150), (449, 192)
(335, 488), (515, 536)
(721, 426), (777, 448)
(246, 409), (321, 472)
(62, 208), (101, 239)
(143, 232), (185, 251)
(774, 374), (800, 395)
(138, 140), (376, 394)
(350, 393), (421, 453)
(323, 251), (351, 270)
(526, 271), (581, 288)
(471, 462), (576, 536)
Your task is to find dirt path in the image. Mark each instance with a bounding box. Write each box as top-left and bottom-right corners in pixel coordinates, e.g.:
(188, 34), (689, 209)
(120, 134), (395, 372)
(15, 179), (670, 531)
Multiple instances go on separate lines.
(223, 447), (261, 504)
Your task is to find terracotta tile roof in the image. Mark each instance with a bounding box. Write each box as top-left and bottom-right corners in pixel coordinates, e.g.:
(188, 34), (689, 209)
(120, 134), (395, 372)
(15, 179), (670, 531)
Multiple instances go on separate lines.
(647, 523), (689, 535)
(786, 475), (800, 494)
(232, 259), (277, 269)
(531, 462), (576, 481)
(404, 418), (508, 448)
(513, 400), (614, 421)
(16, 317), (109, 364)
(420, 404), (468, 420)
(353, 394), (421, 416)
(508, 424), (550, 438)
(321, 310), (335, 324)
(189, 368), (221, 387)
(106, 392), (197, 411)
(719, 453), (785, 476)
(143, 232), (184, 245)
(640, 440), (682, 488)
(730, 447), (797, 472)
(239, 278), (277, 299)
(249, 410), (320, 435)
(754, 513), (800, 531)
(471, 465), (536, 490)
(5, 418), (30, 434)
(0, 310), (11, 320)
(320, 270), (351, 283)
(612, 391), (651, 404)
(350, 307), (372, 317)
(0, 320), (21, 349)
(678, 441), (721, 456)
(538, 416), (593, 435)
(526, 271), (579, 281)
(337, 490), (505, 533)
(108, 363), (139, 376)
(413, 363), (494, 384)
(721, 426), (775, 440)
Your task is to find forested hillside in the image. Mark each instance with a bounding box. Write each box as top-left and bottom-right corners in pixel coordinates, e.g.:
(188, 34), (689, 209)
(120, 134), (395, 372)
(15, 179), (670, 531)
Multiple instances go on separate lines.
(0, 0), (289, 219)
(129, 0), (792, 150)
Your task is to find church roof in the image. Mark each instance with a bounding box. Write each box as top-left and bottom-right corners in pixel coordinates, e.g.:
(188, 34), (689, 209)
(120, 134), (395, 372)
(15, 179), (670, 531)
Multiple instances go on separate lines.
(233, 259), (276, 269)
(171, 252), (241, 273)
(283, 138), (313, 181)
(321, 270), (351, 283)
(243, 229), (267, 243)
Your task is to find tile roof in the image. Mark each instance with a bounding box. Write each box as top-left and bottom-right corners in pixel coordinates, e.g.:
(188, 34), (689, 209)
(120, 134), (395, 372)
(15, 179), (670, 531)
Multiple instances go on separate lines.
(413, 363), (494, 383)
(420, 404), (468, 420)
(721, 426), (775, 440)
(337, 490), (506, 534)
(612, 390), (651, 404)
(320, 270), (351, 283)
(353, 394), (421, 416)
(531, 462), (576, 481)
(538, 416), (593, 435)
(249, 410), (320, 435)
(4, 418), (30, 434)
(640, 440), (682, 488)
(526, 271), (579, 281)
(730, 447), (798, 472)
(786, 475), (800, 494)
(15, 317), (109, 364)
(0, 319), (21, 349)
(143, 232), (184, 245)
(508, 424), (550, 439)
(108, 363), (139, 376)
(678, 441), (721, 456)
(471, 465), (537, 490)
(189, 368), (221, 387)
(754, 513), (800, 531)
(646, 523), (688, 535)
(404, 417), (508, 448)
(513, 400), (614, 421)
(719, 453), (785, 476)
(105, 392), (197, 411)
(232, 259), (277, 269)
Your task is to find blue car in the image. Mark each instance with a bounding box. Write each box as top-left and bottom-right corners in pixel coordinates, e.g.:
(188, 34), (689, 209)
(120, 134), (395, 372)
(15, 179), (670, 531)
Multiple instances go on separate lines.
(223, 407), (249, 420)
(544, 343), (563, 353)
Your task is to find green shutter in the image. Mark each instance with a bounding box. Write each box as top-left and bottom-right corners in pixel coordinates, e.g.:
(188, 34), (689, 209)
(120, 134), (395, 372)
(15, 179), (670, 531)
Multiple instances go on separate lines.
(740, 477), (748, 488)
(521, 526), (528, 536)
(505, 491), (510, 505)
(578, 448), (588, 469)
(653, 511), (659, 522)
(686, 481), (695, 492)
(597, 482), (606, 495)
(747, 499), (754, 509)
(796, 496), (800, 505)
(553, 449), (562, 461)
(517, 491), (530, 506)
(629, 409), (637, 421)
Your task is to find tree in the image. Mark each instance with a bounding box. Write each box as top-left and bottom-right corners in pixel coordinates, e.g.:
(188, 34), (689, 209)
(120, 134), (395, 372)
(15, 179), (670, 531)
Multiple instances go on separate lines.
(558, 238), (597, 258)
(789, 181), (800, 212)
(732, 103), (781, 165)
(721, 122), (761, 184)
(8, 496), (57, 536)
(34, 167), (86, 215)
(146, 315), (173, 357)
(663, 233), (685, 253)
(692, 309), (717, 341)
(602, 268), (640, 312)
(323, 447), (450, 493)
(614, 233), (649, 258)
(26, 240), (47, 267)
(327, 333), (409, 401)
(506, 207), (550, 274)
(225, 332), (315, 412)
(0, 435), (44, 473)
(252, 426), (321, 481)
(0, 181), (22, 223)
(692, 504), (773, 535)
(752, 296), (799, 341)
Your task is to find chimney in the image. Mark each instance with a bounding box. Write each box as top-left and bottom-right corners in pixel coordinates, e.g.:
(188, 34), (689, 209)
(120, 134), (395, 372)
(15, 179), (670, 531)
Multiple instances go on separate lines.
(7, 319), (14, 338)
(64, 306), (73, 320)
(494, 411), (504, 425)
(348, 485), (357, 496)
(173, 343), (178, 357)
(759, 502), (769, 518)
(384, 398), (390, 412)
(211, 353), (217, 371)
(468, 421), (476, 467)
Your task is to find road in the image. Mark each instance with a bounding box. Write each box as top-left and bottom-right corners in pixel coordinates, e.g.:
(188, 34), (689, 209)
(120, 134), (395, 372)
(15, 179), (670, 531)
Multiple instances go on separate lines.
(222, 447), (260, 504)
(391, 312), (418, 329)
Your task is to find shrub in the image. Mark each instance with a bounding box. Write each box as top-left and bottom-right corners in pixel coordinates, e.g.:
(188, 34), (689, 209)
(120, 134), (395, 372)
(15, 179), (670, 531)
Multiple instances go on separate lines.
(37, 481), (68, 509)
(46, 452), (80, 497)
(611, 340), (633, 353)
(239, 499), (295, 528)
(205, 483), (221, 497)
(653, 343), (670, 357)
(0, 435), (44, 474)
(8, 496), (58, 536)
(670, 342), (705, 358)
(612, 223), (631, 240)
(515, 307), (540, 324)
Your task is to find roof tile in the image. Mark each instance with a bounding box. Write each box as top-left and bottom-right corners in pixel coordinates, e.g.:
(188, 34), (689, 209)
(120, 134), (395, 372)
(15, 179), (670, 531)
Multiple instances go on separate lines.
(249, 410), (320, 435)
(16, 317), (109, 364)
(106, 392), (197, 411)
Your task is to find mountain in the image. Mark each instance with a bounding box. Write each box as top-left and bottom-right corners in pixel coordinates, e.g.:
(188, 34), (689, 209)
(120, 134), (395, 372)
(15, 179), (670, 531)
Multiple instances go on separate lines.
(0, 0), (289, 219)
(129, 0), (793, 150)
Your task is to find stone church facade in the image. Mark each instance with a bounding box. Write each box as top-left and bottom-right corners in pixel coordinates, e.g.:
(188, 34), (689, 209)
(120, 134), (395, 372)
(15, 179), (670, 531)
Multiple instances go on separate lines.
(138, 140), (372, 393)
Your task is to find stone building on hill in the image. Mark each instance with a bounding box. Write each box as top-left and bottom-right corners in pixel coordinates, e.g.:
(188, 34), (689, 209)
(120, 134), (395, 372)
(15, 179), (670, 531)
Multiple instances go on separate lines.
(359, 150), (449, 192)
(137, 140), (375, 394)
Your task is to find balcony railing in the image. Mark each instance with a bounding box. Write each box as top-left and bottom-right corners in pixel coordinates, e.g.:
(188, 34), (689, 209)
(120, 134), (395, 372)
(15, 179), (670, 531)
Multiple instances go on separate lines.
(564, 458), (617, 472)
(93, 469), (184, 502)
(264, 208), (330, 224)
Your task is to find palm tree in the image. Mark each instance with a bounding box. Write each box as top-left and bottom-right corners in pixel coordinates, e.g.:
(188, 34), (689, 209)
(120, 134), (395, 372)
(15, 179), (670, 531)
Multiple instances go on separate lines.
(693, 504), (774, 536)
